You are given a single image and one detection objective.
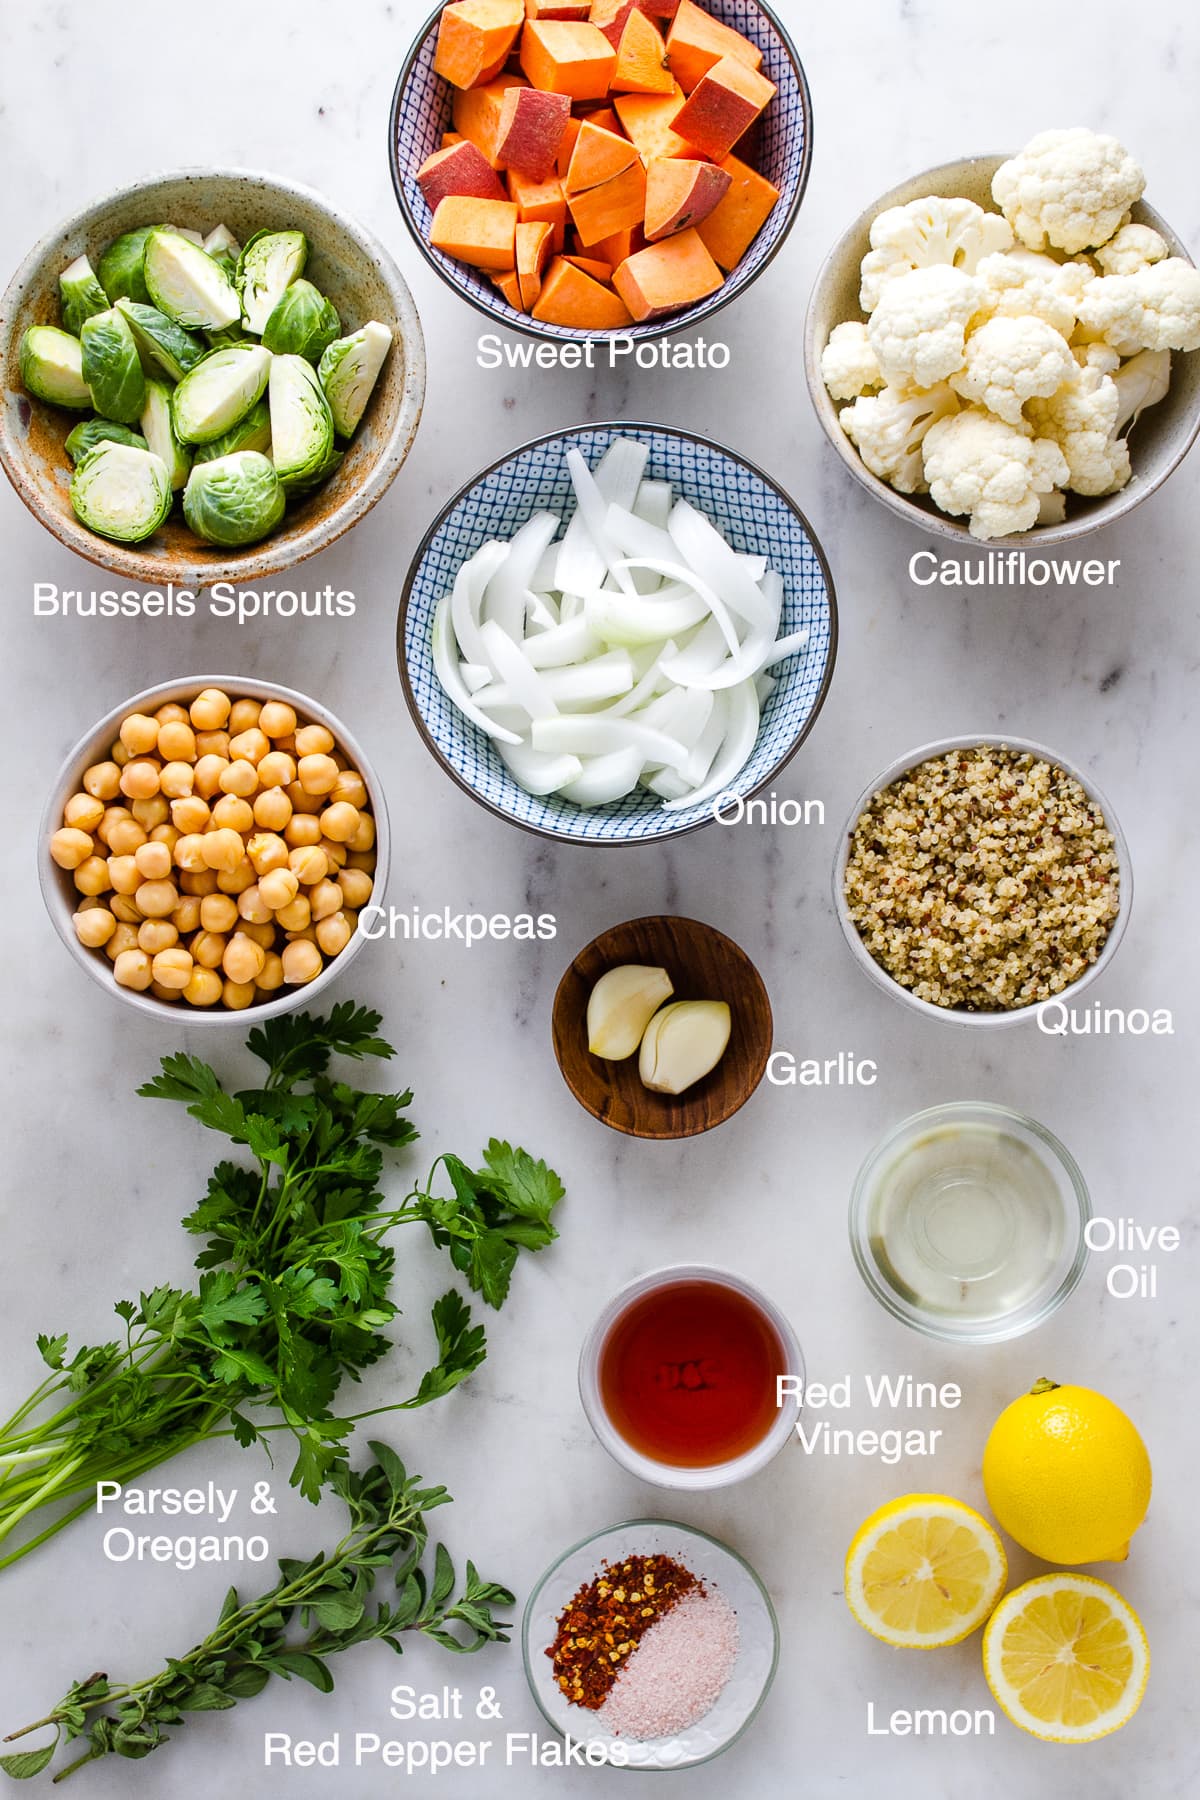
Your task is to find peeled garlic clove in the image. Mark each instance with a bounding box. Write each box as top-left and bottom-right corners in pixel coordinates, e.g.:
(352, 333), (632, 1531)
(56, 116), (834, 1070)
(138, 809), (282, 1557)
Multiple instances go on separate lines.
(587, 963), (675, 1060)
(639, 1000), (732, 1095)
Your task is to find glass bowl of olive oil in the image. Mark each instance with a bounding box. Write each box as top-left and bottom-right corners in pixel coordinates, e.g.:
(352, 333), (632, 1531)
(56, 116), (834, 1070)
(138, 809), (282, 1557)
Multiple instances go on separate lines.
(850, 1102), (1090, 1344)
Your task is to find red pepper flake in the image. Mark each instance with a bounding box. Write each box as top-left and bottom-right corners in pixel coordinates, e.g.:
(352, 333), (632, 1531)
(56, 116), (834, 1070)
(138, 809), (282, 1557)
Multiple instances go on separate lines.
(546, 1554), (700, 1710)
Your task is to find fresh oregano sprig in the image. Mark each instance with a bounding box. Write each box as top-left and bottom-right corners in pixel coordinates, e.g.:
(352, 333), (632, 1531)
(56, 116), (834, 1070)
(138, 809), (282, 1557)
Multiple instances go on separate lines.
(1, 1442), (513, 1785)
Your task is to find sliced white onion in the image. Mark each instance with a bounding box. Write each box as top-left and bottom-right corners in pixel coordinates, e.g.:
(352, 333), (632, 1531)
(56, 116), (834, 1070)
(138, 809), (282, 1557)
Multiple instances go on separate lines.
(532, 714), (691, 772)
(450, 540), (506, 668)
(558, 746), (645, 808)
(663, 679), (761, 812)
(586, 586), (710, 646)
(483, 511), (559, 639)
(668, 499), (775, 632)
(478, 619), (557, 720)
(432, 596), (521, 746)
(498, 741), (582, 794)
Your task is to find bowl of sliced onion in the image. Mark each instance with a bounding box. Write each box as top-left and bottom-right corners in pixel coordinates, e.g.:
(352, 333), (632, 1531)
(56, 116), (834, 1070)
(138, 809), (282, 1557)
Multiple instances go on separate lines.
(397, 423), (837, 845)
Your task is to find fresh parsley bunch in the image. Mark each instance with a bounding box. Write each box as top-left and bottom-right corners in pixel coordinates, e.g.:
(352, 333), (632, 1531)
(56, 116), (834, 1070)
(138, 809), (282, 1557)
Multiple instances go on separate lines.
(0, 1004), (564, 1572)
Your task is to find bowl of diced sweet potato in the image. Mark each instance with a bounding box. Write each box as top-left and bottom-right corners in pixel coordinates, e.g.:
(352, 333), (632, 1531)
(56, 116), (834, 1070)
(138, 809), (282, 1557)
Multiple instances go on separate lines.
(389, 0), (811, 339)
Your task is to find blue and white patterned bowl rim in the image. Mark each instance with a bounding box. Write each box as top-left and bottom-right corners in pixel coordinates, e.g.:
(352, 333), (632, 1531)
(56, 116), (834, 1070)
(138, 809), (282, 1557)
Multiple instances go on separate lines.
(398, 421), (837, 845)
(388, 0), (812, 344)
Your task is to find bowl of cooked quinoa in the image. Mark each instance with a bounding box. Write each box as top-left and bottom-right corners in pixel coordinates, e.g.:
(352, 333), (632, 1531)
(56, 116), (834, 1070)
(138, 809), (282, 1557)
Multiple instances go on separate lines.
(834, 736), (1131, 1026)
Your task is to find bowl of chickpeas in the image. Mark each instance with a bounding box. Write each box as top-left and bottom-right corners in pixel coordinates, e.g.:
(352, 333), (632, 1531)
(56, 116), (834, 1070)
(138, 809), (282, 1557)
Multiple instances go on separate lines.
(39, 676), (387, 1019)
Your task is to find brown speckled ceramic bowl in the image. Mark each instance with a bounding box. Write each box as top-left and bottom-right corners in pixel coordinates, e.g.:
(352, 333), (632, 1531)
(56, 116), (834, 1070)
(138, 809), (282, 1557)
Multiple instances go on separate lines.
(0, 168), (426, 583)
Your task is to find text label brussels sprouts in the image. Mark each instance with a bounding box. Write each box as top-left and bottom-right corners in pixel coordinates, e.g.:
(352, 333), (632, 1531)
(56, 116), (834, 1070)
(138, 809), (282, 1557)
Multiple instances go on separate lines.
(172, 344), (273, 444)
(192, 397), (271, 463)
(268, 354), (334, 489)
(183, 450), (286, 546)
(64, 419), (148, 464)
(59, 255), (110, 338)
(81, 308), (147, 426)
(262, 279), (341, 363)
(238, 229), (308, 335)
(69, 442), (173, 542)
(19, 326), (92, 410)
(144, 230), (241, 331)
(140, 378), (192, 491)
(318, 321), (392, 436)
(115, 299), (207, 382)
(96, 227), (157, 306)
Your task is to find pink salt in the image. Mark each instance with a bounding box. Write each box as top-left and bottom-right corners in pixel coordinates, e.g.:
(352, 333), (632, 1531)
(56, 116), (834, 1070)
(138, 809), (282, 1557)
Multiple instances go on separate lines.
(598, 1588), (740, 1740)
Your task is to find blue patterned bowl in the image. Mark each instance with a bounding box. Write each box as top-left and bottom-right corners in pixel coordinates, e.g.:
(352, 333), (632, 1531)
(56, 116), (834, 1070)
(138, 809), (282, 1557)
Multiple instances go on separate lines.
(398, 422), (837, 845)
(388, 0), (812, 343)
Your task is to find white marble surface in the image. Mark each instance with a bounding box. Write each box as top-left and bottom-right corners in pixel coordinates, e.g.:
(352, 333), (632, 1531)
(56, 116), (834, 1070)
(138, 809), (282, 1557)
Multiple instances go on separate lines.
(2, 1), (1198, 1795)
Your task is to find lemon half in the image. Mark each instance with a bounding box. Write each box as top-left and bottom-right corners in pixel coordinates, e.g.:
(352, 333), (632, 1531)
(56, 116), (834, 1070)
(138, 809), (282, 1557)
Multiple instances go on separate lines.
(845, 1494), (1008, 1648)
(983, 1573), (1149, 1742)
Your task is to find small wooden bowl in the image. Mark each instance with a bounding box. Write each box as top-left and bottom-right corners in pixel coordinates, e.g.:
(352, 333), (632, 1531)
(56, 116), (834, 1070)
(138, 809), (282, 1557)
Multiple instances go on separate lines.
(552, 916), (773, 1141)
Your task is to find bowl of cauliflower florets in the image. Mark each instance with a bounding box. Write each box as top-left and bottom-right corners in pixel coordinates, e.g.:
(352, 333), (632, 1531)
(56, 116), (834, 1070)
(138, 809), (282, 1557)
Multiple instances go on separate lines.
(804, 129), (1200, 543)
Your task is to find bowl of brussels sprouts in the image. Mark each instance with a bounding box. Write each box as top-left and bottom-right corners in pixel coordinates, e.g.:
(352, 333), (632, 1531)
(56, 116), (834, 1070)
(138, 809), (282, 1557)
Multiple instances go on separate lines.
(0, 168), (426, 582)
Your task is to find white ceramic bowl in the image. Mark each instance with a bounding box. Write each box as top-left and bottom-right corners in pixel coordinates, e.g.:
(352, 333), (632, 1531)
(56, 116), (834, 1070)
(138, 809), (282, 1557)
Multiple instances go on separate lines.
(804, 154), (1200, 544)
(832, 734), (1132, 1029)
(578, 1263), (802, 1490)
(523, 1517), (778, 1771)
(38, 675), (390, 1025)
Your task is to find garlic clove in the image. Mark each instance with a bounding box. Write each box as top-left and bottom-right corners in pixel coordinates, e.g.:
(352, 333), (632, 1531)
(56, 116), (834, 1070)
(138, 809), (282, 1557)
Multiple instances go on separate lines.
(587, 963), (675, 1060)
(638, 999), (732, 1095)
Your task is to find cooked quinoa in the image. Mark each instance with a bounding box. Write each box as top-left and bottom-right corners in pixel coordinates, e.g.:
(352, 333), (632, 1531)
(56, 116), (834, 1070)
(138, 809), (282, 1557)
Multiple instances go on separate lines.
(843, 746), (1120, 1012)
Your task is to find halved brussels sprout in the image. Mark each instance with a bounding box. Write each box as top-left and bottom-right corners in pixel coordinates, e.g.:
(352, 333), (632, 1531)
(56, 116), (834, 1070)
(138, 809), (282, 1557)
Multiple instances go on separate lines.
(317, 321), (392, 437)
(192, 397), (271, 463)
(164, 225), (205, 246)
(19, 326), (91, 410)
(141, 379), (192, 490)
(144, 229), (241, 331)
(268, 354), (334, 490)
(115, 298), (206, 382)
(238, 229), (308, 335)
(59, 255), (110, 337)
(64, 419), (148, 464)
(70, 442), (173, 542)
(97, 227), (156, 305)
(262, 279), (341, 363)
(183, 450), (285, 546)
(81, 308), (147, 426)
(172, 344), (273, 444)
(203, 224), (241, 277)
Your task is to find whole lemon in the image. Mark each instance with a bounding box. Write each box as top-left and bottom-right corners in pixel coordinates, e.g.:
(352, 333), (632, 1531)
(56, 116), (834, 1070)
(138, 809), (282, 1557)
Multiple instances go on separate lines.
(982, 1378), (1151, 1564)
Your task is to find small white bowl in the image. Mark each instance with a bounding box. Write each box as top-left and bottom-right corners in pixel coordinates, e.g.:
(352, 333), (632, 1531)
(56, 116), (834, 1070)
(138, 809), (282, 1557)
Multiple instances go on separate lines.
(578, 1263), (802, 1491)
(832, 734), (1132, 1029)
(38, 675), (390, 1025)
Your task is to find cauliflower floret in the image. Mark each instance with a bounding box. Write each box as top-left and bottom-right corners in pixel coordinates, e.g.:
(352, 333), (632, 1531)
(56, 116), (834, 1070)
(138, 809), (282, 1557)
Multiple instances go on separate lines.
(950, 315), (1076, 423)
(859, 196), (1013, 311)
(1094, 222), (1169, 277)
(922, 408), (1069, 539)
(821, 321), (884, 400)
(992, 128), (1145, 254)
(1075, 258), (1200, 353)
(973, 250), (1095, 337)
(1071, 340), (1122, 376)
(839, 383), (960, 493)
(867, 266), (982, 388)
(1026, 366), (1129, 495)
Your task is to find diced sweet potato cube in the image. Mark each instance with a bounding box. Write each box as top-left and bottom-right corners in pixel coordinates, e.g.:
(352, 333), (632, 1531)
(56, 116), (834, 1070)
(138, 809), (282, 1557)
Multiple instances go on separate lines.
(418, 140), (509, 209)
(519, 20), (617, 99)
(564, 254), (616, 281)
(613, 86), (691, 161)
(564, 119), (638, 193)
(434, 0), (525, 89)
(526, 0), (590, 16)
(589, 222), (644, 266)
(495, 85), (572, 178)
(612, 227), (722, 318)
(695, 151), (779, 269)
(589, 0), (635, 46)
(643, 156), (732, 239)
(533, 255), (634, 326)
(431, 195), (519, 269)
(516, 219), (555, 307)
(556, 115), (583, 176)
(612, 7), (674, 92)
(442, 130), (466, 146)
(567, 160), (647, 246)
(671, 55), (776, 161)
(506, 169), (569, 252)
(453, 75), (530, 164)
(492, 269), (527, 308)
(579, 105), (623, 134)
(664, 0), (761, 91)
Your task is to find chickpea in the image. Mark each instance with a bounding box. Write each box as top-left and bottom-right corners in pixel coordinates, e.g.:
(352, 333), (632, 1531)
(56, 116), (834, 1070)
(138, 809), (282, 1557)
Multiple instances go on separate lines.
(194, 729), (231, 759)
(133, 839), (171, 881)
(285, 924), (318, 944)
(74, 906), (116, 949)
(119, 713), (159, 755)
(259, 701), (298, 739)
(136, 879), (179, 919)
(152, 947), (193, 990)
(50, 827), (94, 870)
(193, 754), (230, 799)
(229, 727), (270, 765)
(294, 723), (334, 757)
(201, 828), (246, 874)
(190, 688), (232, 730)
(110, 895), (143, 925)
(223, 931), (266, 984)
(110, 739), (130, 767)
(119, 759), (161, 801)
(106, 853), (137, 895)
(159, 761), (195, 800)
(309, 879), (343, 922)
(157, 720), (196, 762)
(286, 780), (325, 817)
(330, 770), (368, 810)
(222, 978), (256, 1011)
(65, 792), (105, 833)
(275, 894), (311, 933)
(256, 751), (296, 790)
(138, 919), (179, 954)
(337, 867), (373, 910)
(253, 787), (292, 830)
(83, 760), (121, 801)
(316, 911), (353, 957)
(246, 831), (289, 876)
(150, 981), (182, 1003)
(171, 796), (211, 835)
(155, 702), (190, 727)
(150, 823), (180, 854)
(273, 733), (297, 754)
(284, 814), (322, 847)
(173, 832), (210, 873)
(183, 966), (223, 1007)
(192, 930), (227, 970)
(105, 815), (147, 857)
(217, 858), (257, 897)
(172, 896), (202, 935)
(297, 753), (339, 796)
(237, 883), (273, 926)
(74, 856), (112, 897)
(211, 794), (255, 835)
(113, 948), (153, 991)
(290, 845), (328, 885)
(282, 939), (323, 985)
(241, 920), (276, 949)
(320, 801), (360, 843)
(131, 793), (169, 829)
(219, 759), (259, 798)
(256, 952), (285, 992)
(348, 812), (376, 854)
(200, 893), (239, 932)
(180, 868), (219, 896)
(105, 921), (139, 960)
(228, 698), (262, 734)
(346, 850), (375, 872)
(258, 866), (300, 911)
(319, 840), (348, 870)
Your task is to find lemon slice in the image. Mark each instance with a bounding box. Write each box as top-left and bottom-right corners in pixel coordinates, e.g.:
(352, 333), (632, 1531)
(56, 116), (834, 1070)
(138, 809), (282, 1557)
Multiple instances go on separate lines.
(845, 1494), (1007, 1648)
(983, 1573), (1149, 1742)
